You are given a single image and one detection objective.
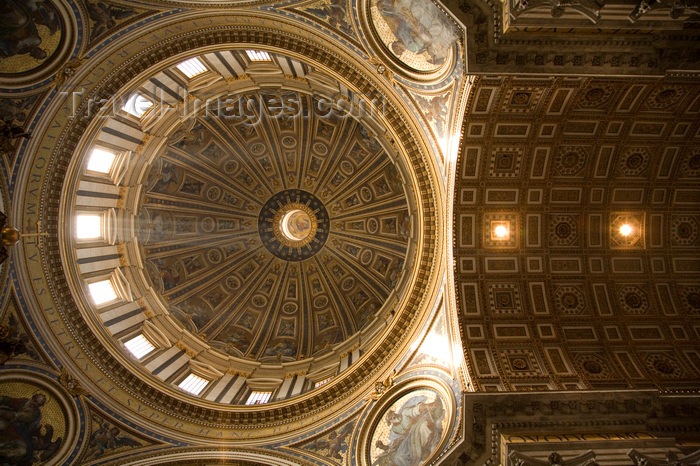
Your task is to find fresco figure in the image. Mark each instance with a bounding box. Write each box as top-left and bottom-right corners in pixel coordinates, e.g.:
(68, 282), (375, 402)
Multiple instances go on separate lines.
(0, 392), (61, 464)
(87, 422), (140, 458)
(372, 395), (445, 466)
(374, 0), (458, 67)
(305, 422), (352, 459)
(222, 329), (250, 353)
(304, 0), (353, 35)
(149, 161), (181, 194)
(278, 320), (295, 337)
(0, 314), (39, 366)
(0, 0), (60, 61)
(86, 2), (136, 39)
(264, 340), (296, 357)
(416, 94), (449, 135)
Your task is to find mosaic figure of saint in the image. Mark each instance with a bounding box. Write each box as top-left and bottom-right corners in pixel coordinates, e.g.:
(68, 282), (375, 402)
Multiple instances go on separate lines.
(0, 0), (60, 61)
(0, 392), (61, 464)
(374, 0), (458, 67)
(372, 395), (445, 466)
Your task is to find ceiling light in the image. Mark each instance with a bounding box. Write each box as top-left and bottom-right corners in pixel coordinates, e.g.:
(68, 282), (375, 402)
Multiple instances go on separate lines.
(620, 224), (633, 236)
(492, 221), (510, 240)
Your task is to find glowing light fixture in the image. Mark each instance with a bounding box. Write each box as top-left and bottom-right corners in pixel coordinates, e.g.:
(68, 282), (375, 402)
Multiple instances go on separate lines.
(87, 147), (116, 174)
(178, 373), (209, 396)
(76, 214), (102, 239)
(124, 334), (155, 359)
(176, 57), (207, 78)
(246, 50), (271, 61)
(245, 391), (272, 405)
(88, 279), (118, 306)
(492, 221), (511, 241)
(620, 224), (633, 236)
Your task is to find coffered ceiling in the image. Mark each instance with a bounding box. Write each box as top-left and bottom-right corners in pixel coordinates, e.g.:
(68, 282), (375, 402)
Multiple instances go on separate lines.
(454, 75), (700, 392)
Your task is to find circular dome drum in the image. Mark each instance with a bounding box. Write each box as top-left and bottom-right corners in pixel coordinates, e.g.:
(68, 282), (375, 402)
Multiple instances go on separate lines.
(58, 47), (429, 409)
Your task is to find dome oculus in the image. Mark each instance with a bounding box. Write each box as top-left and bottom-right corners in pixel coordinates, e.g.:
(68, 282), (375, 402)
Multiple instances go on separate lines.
(259, 190), (329, 261)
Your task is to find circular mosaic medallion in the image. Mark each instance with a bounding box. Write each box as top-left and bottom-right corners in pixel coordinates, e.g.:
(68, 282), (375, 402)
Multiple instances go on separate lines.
(368, 386), (449, 465)
(656, 89), (676, 103)
(207, 186), (221, 201)
(369, 0), (458, 72)
(561, 152), (579, 168)
(677, 222), (693, 239)
(0, 0), (65, 76)
(201, 217), (215, 232)
(562, 292), (579, 309)
(0, 372), (78, 466)
(225, 276), (240, 290)
(686, 291), (700, 310)
(367, 218), (379, 233)
(258, 190), (329, 261)
(689, 154), (700, 170)
(313, 142), (328, 156)
(250, 142), (266, 155)
(208, 249), (222, 263)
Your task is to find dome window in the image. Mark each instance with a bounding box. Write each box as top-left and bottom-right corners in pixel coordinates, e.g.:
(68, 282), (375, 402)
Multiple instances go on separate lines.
(245, 391), (272, 405)
(176, 57), (207, 78)
(86, 147), (117, 174)
(85, 147), (131, 185)
(124, 334), (155, 360)
(246, 50), (271, 62)
(75, 213), (103, 240)
(74, 209), (116, 244)
(86, 268), (132, 308)
(122, 93), (154, 118)
(178, 373), (209, 396)
(314, 377), (333, 388)
(88, 279), (118, 306)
